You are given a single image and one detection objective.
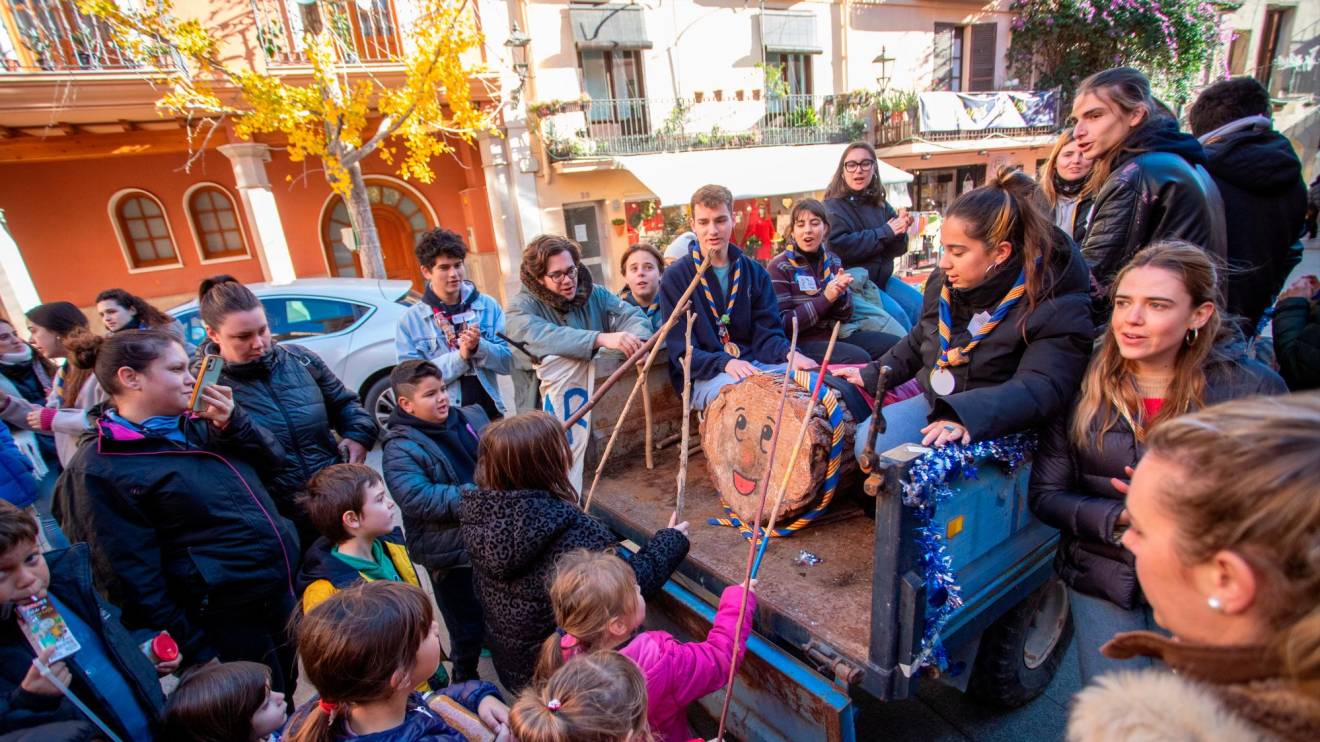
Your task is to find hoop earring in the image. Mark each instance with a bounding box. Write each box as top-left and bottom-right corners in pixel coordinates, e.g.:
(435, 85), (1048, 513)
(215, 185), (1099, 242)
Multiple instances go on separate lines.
(1185, 327), (1199, 346)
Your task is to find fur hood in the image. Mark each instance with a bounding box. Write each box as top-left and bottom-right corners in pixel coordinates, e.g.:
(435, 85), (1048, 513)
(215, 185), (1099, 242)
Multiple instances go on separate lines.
(1068, 631), (1320, 742)
(519, 261), (595, 314)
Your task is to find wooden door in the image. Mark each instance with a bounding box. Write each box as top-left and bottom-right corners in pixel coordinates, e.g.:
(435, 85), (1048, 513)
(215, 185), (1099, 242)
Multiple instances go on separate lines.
(372, 207), (421, 291)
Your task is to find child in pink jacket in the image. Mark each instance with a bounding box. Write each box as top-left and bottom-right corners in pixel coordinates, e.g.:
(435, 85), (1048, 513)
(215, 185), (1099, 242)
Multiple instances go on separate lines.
(534, 548), (756, 742)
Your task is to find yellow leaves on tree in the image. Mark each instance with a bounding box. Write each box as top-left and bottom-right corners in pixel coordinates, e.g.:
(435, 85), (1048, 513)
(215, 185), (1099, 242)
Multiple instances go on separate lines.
(77, 0), (499, 197)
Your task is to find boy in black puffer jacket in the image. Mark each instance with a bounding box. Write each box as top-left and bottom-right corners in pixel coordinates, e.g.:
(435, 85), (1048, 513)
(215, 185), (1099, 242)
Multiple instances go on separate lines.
(458, 411), (688, 692)
(382, 360), (488, 682)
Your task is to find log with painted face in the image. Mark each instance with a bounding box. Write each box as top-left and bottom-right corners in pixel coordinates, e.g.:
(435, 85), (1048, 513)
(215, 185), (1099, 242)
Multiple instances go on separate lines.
(700, 373), (857, 526)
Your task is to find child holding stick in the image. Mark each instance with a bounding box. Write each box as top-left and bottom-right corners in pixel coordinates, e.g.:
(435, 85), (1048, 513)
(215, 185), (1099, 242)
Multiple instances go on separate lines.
(459, 412), (689, 693)
(533, 549), (756, 742)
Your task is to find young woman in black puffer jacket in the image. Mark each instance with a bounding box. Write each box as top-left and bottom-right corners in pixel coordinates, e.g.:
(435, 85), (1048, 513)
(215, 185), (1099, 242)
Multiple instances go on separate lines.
(193, 276), (378, 550)
(1071, 67), (1226, 303)
(1029, 242), (1286, 686)
(458, 411), (689, 693)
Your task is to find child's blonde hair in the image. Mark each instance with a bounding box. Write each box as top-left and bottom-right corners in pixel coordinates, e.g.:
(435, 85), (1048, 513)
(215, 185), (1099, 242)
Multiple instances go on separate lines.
(511, 651), (652, 742)
(534, 549), (639, 685)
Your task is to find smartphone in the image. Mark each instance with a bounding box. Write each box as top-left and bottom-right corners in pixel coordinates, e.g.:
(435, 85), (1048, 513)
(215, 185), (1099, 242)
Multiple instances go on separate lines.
(189, 354), (225, 412)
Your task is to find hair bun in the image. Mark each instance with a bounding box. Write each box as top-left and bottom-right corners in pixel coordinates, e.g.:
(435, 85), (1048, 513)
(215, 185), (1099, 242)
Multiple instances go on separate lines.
(198, 274), (241, 303)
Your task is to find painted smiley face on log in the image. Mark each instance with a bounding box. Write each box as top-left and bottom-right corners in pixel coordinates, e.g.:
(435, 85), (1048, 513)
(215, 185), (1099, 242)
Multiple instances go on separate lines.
(701, 374), (857, 525)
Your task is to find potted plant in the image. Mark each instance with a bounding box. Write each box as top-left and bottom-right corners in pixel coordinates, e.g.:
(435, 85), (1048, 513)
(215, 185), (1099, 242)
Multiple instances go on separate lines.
(611, 217), (626, 236)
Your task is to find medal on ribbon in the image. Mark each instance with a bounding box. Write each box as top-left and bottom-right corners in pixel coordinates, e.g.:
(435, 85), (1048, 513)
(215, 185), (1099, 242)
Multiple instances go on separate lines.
(931, 269), (1027, 396)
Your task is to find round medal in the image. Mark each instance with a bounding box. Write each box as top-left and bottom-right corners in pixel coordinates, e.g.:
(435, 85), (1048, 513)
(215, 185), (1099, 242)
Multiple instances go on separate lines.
(724, 342), (741, 358)
(930, 367), (956, 396)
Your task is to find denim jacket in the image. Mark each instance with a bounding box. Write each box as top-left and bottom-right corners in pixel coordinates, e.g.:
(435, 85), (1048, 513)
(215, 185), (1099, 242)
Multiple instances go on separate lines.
(394, 282), (512, 416)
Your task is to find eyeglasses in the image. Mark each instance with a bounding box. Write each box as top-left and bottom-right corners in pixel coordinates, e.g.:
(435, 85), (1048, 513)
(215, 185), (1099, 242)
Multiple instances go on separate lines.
(843, 160), (875, 173)
(545, 268), (576, 283)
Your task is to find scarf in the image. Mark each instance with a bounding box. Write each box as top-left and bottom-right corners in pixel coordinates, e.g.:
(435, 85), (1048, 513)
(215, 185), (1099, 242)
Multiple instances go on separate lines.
(388, 406), (479, 484)
(422, 284), (479, 351)
(104, 409), (188, 445)
(1052, 169), (1086, 198)
(331, 539), (401, 582)
(521, 262), (594, 314)
(0, 346), (33, 366)
(618, 286), (659, 322)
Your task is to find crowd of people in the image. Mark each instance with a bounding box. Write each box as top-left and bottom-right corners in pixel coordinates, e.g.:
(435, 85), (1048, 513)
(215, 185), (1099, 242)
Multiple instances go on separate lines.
(0, 66), (1315, 741)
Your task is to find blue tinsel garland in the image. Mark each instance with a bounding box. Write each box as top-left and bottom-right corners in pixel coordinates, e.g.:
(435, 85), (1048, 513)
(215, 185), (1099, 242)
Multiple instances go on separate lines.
(900, 433), (1036, 673)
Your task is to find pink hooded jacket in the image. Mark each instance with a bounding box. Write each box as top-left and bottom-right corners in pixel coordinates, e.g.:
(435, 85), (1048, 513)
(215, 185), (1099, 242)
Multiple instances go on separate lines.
(619, 585), (757, 742)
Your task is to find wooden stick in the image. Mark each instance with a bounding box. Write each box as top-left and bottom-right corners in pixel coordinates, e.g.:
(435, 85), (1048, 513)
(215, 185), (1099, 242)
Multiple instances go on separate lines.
(642, 367), (654, 470)
(674, 312), (696, 520)
(714, 318), (799, 742)
(751, 322), (842, 578)
(562, 260), (710, 432)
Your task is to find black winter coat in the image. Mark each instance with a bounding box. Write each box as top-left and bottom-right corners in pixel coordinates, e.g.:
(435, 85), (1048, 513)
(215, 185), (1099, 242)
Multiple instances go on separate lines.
(1082, 118), (1226, 294)
(1274, 296), (1320, 391)
(458, 488), (689, 692)
(381, 406), (490, 573)
(0, 546), (165, 739)
(1029, 351), (1286, 608)
(1201, 121), (1308, 332)
(860, 235), (1095, 440)
(200, 343), (378, 529)
(57, 408), (299, 665)
(824, 192), (908, 288)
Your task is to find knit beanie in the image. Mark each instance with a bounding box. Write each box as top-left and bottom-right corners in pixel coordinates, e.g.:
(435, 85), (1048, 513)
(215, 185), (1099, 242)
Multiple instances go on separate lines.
(25, 301), (89, 337)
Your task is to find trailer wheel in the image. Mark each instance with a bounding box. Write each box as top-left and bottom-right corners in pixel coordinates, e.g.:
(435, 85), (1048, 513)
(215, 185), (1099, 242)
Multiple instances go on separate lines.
(968, 576), (1072, 708)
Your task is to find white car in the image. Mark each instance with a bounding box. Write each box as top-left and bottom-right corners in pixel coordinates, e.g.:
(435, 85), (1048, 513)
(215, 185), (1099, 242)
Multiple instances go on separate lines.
(169, 277), (419, 429)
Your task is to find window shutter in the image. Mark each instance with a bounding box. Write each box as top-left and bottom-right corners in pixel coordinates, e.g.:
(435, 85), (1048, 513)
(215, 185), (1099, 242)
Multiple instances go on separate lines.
(969, 23), (997, 91)
(933, 24), (956, 92)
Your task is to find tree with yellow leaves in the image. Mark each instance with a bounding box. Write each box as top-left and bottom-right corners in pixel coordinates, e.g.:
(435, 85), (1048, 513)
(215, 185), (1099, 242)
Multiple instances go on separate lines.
(78, 0), (499, 278)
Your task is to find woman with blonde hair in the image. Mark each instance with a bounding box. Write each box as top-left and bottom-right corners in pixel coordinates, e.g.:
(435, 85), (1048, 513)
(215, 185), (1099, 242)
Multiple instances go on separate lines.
(1041, 129), (1096, 244)
(1067, 393), (1320, 740)
(1030, 241), (1286, 684)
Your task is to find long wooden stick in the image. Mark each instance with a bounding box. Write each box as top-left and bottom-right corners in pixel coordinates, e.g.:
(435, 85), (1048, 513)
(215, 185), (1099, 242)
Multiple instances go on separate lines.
(674, 312), (696, 520)
(714, 318), (799, 742)
(642, 369), (654, 470)
(751, 322), (842, 578)
(562, 260), (710, 431)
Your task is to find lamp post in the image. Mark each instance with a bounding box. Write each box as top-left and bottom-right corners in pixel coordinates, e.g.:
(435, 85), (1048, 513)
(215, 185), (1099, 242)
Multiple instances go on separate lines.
(873, 47), (894, 91)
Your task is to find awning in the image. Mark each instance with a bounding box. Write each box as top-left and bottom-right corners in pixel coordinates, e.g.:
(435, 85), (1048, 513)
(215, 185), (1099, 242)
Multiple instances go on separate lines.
(570, 4), (652, 50)
(613, 144), (913, 209)
(761, 11), (822, 54)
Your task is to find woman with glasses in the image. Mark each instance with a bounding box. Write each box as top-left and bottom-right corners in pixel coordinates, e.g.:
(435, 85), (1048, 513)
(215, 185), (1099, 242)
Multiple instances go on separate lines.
(824, 141), (922, 332)
(505, 235), (652, 492)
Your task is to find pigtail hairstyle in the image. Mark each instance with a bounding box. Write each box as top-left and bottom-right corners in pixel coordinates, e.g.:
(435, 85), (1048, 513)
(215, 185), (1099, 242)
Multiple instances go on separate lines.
(161, 661), (271, 742)
(944, 166), (1059, 319)
(1070, 241), (1224, 448)
(198, 274), (262, 330)
(1143, 393), (1320, 682)
(533, 549), (640, 685)
(285, 581), (434, 742)
(511, 651), (653, 742)
(475, 411), (578, 503)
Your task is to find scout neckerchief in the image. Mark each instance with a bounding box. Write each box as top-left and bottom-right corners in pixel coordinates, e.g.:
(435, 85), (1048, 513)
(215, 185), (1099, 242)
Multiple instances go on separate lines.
(784, 247), (839, 296)
(424, 286), (475, 351)
(689, 241), (742, 357)
(930, 267), (1026, 396)
(619, 286), (659, 325)
(49, 361), (68, 406)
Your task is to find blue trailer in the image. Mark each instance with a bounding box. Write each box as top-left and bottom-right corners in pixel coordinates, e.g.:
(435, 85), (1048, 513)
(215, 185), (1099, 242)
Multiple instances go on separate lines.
(588, 434), (1072, 741)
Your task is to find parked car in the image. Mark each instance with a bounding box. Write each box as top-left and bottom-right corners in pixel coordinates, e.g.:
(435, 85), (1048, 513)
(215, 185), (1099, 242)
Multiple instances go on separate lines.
(169, 278), (419, 429)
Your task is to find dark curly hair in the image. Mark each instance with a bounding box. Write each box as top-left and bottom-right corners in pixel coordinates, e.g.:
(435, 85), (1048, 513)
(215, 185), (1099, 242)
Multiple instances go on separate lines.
(521, 235), (581, 282)
(414, 227), (467, 270)
(1187, 76), (1271, 138)
(95, 288), (174, 330)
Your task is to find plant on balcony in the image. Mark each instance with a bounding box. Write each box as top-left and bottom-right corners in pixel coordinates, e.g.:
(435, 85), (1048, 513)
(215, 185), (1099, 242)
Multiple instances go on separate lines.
(757, 62), (791, 100)
(528, 95), (593, 121)
(1007, 0), (1222, 105)
(876, 90), (918, 119)
(77, 0), (498, 280)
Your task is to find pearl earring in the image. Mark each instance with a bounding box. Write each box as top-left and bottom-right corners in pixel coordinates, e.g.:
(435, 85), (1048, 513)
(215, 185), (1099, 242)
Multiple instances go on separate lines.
(1207, 595), (1223, 612)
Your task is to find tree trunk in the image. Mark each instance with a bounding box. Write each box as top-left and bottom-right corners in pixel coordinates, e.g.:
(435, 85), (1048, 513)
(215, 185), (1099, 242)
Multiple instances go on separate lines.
(343, 161), (387, 278)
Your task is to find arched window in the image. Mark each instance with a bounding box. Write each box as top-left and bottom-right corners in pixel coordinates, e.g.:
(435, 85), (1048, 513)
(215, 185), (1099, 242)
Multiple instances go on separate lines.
(111, 191), (179, 270)
(187, 185), (248, 260)
(321, 180), (433, 278)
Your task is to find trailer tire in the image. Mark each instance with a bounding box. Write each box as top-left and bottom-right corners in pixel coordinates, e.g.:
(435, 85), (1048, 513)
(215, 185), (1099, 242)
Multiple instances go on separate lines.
(968, 576), (1072, 708)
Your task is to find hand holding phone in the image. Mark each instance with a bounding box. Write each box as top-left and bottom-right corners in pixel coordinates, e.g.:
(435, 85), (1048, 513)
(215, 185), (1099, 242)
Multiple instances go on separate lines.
(190, 355), (225, 412)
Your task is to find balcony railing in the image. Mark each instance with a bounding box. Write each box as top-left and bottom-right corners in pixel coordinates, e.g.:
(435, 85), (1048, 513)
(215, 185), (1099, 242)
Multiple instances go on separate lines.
(0, 0), (173, 72)
(875, 91), (1061, 148)
(250, 0), (407, 66)
(539, 94), (870, 160)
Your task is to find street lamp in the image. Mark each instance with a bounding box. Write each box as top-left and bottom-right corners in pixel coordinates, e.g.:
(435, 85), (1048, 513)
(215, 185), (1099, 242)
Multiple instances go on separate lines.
(873, 47), (894, 91)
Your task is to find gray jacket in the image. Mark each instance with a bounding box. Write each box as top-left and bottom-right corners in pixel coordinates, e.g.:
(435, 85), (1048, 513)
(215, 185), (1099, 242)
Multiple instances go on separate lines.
(505, 264), (651, 368)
